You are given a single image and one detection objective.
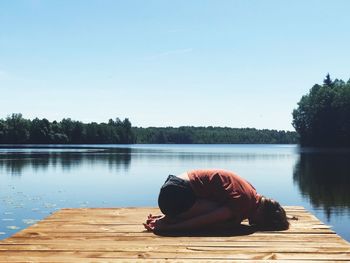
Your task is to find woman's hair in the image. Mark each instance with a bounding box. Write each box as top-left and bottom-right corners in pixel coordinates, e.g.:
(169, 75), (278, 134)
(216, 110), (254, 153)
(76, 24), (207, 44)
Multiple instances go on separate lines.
(261, 198), (290, 230)
(158, 175), (196, 217)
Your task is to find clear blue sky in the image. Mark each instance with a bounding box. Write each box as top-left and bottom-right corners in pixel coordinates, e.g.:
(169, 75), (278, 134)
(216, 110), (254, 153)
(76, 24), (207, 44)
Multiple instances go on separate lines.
(1, 1), (349, 131)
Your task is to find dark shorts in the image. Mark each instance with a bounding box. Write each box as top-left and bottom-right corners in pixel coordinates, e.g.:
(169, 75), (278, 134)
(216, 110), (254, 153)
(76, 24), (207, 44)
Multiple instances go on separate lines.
(158, 174), (196, 216)
(161, 175), (191, 190)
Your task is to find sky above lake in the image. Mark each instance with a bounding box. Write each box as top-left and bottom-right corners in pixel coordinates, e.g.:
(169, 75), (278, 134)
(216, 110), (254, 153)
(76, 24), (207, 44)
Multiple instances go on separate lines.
(1, 1), (349, 131)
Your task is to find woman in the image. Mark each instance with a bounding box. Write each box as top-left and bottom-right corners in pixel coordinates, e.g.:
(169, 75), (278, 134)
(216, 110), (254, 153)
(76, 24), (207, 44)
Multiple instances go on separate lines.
(144, 169), (289, 232)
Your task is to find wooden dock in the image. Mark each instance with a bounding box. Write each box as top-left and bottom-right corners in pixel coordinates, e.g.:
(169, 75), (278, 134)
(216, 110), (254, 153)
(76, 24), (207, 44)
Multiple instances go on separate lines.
(0, 206), (349, 262)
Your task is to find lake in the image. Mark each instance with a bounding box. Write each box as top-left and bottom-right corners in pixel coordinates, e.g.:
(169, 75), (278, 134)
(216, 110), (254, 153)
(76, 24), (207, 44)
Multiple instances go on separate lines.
(1, 144), (349, 242)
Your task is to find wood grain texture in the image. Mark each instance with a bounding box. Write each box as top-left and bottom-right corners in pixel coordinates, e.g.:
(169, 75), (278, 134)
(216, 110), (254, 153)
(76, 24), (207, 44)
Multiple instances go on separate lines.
(0, 207), (349, 262)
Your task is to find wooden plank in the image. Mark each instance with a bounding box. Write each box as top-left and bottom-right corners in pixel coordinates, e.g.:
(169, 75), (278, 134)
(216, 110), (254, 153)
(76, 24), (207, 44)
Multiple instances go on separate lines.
(0, 258), (348, 263)
(4, 235), (348, 246)
(6, 232), (345, 241)
(1, 243), (350, 253)
(1, 243), (348, 251)
(1, 250), (350, 260)
(0, 206), (349, 262)
(2, 238), (348, 246)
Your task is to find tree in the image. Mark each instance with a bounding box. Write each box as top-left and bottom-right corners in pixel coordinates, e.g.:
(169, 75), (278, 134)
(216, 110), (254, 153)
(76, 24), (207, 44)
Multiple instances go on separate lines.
(50, 120), (68, 143)
(121, 118), (135, 143)
(0, 119), (7, 143)
(292, 75), (350, 146)
(323, 73), (332, 86)
(29, 118), (52, 143)
(5, 113), (30, 143)
(60, 118), (75, 143)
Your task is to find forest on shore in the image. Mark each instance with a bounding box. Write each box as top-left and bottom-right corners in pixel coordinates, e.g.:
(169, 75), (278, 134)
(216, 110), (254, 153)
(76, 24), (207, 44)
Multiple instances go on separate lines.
(0, 114), (297, 144)
(134, 126), (297, 144)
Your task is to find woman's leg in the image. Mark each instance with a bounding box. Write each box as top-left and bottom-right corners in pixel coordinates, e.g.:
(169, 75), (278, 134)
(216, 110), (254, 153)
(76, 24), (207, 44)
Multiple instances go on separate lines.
(176, 198), (222, 220)
(145, 200), (237, 232)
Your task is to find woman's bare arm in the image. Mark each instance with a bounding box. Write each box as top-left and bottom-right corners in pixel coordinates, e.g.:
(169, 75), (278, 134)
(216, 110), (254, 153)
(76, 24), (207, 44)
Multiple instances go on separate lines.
(154, 205), (236, 232)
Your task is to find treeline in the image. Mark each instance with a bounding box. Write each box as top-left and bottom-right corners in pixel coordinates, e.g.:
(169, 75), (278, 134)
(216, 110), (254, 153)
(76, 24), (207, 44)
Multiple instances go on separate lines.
(0, 114), (135, 144)
(292, 74), (350, 147)
(133, 127), (298, 144)
(0, 114), (298, 144)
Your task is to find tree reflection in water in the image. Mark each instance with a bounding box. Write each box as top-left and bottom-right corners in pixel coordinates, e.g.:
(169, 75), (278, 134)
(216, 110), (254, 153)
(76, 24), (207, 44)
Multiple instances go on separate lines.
(0, 148), (132, 175)
(293, 151), (350, 220)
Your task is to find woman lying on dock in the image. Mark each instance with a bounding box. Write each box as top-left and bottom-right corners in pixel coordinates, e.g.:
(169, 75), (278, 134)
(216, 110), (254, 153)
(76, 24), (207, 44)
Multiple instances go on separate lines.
(144, 169), (289, 233)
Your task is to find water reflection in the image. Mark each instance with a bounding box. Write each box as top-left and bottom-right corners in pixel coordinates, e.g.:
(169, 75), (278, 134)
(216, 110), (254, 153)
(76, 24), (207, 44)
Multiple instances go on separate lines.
(293, 151), (350, 220)
(0, 145), (297, 176)
(0, 148), (132, 175)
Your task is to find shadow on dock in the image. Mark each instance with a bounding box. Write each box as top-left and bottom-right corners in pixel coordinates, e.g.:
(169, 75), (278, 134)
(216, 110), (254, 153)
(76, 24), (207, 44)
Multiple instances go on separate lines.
(154, 223), (258, 237)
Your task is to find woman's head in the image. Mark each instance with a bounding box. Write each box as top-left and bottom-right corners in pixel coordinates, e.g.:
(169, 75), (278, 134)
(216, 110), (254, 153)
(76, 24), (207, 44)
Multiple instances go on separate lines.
(262, 197), (289, 230)
(251, 197), (289, 230)
(158, 175), (196, 217)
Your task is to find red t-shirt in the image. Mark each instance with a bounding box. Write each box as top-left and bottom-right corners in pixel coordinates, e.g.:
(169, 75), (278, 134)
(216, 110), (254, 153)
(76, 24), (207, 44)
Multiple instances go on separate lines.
(187, 169), (261, 222)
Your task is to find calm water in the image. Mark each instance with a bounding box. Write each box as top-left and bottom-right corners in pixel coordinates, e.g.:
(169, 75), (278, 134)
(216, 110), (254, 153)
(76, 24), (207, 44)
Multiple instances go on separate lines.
(0, 144), (349, 241)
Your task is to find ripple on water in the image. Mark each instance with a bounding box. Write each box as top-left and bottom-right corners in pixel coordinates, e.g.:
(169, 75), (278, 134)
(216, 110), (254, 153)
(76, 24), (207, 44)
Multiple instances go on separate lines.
(6, 226), (20, 230)
(43, 203), (57, 208)
(22, 219), (38, 225)
(4, 212), (13, 215)
(79, 201), (89, 207)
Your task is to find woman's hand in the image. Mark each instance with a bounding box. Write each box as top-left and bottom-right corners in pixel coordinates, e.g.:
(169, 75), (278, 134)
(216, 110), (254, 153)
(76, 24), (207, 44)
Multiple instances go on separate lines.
(146, 214), (163, 224)
(143, 214), (174, 232)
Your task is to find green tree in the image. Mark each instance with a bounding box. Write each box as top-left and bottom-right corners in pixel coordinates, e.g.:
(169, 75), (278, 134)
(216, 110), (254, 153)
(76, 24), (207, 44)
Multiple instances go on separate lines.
(0, 119), (8, 143)
(5, 113), (30, 143)
(29, 118), (52, 143)
(109, 118), (135, 144)
(323, 73), (332, 86)
(50, 120), (69, 143)
(60, 119), (86, 143)
(293, 75), (350, 146)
